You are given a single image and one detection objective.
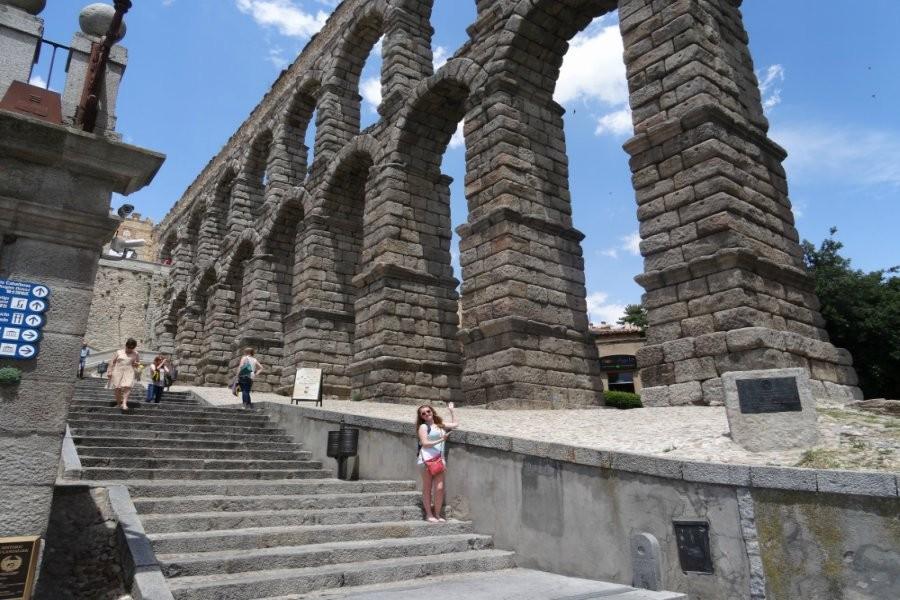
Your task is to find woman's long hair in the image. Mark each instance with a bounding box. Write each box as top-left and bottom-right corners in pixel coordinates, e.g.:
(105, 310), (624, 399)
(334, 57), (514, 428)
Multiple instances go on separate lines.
(415, 404), (444, 431)
(153, 355), (164, 367)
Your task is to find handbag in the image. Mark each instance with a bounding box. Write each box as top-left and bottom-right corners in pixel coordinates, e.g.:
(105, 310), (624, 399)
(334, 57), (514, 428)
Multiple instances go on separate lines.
(229, 378), (239, 397)
(423, 453), (445, 476)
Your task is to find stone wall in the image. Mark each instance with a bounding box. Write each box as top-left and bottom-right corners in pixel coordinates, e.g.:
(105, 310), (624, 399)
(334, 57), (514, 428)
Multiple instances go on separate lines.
(109, 213), (158, 263)
(155, 0), (861, 407)
(35, 486), (130, 600)
(84, 259), (171, 353)
(264, 402), (900, 600)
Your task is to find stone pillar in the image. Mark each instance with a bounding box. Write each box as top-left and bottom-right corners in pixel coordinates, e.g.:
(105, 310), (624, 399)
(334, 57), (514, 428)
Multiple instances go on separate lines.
(456, 82), (604, 409)
(283, 216), (358, 398)
(347, 163), (463, 405)
(310, 85), (358, 181)
(175, 302), (204, 384)
(0, 3), (43, 100)
(234, 254), (283, 391)
(61, 32), (127, 136)
(0, 112), (162, 543)
(619, 0), (861, 405)
(380, 1), (435, 117)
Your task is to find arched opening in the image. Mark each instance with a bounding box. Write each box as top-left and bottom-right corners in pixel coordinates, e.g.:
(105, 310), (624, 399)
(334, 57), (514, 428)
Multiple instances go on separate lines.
(158, 232), (177, 265)
(159, 290), (186, 356)
(186, 268), (216, 384)
(214, 169), (236, 239)
(186, 207), (204, 263)
(245, 131), (274, 216)
(286, 85), (319, 182)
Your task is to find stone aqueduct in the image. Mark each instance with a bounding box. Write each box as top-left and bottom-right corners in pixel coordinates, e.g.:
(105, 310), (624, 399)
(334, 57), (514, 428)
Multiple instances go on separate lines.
(155, 0), (861, 408)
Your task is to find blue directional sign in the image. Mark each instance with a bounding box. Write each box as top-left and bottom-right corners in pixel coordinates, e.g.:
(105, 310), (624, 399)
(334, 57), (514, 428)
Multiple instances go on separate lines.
(0, 279), (50, 360)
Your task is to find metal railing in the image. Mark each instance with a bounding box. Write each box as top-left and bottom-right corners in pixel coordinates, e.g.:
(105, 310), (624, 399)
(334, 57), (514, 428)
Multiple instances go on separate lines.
(29, 38), (72, 90)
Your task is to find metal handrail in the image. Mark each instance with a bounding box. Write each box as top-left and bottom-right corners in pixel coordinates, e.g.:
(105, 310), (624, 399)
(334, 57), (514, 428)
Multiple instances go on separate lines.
(29, 38), (72, 90)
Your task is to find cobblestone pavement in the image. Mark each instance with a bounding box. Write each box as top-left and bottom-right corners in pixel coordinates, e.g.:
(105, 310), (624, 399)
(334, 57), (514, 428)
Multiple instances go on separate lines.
(172, 386), (898, 472)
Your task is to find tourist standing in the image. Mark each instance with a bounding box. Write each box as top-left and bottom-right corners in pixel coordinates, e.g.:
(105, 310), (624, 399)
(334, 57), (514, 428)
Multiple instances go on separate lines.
(107, 338), (140, 411)
(78, 343), (90, 378)
(236, 348), (264, 409)
(416, 403), (458, 522)
(148, 355), (169, 403)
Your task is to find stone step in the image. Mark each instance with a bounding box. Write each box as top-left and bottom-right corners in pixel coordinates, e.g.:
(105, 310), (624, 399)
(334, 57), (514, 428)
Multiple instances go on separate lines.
(76, 446), (310, 462)
(134, 490), (422, 514)
(73, 393), (197, 404)
(264, 569), (688, 600)
(149, 520), (473, 554)
(141, 506), (427, 534)
(79, 467), (330, 481)
(70, 428), (292, 443)
(127, 479), (417, 499)
(166, 549), (516, 600)
(73, 436), (300, 452)
(69, 402), (268, 420)
(68, 419), (282, 435)
(158, 534), (494, 578)
(77, 455), (321, 472)
(68, 415), (275, 431)
(69, 407), (271, 426)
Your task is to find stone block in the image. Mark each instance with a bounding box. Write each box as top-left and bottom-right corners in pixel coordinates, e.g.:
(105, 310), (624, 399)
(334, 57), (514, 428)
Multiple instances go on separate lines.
(0, 432), (62, 485)
(722, 368), (818, 453)
(668, 381), (702, 405)
(638, 385), (670, 407)
(816, 470), (898, 498)
(0, 379), (73, 433)
(610, 452), (682, 479)
(695, 332), (727, 356)
(681, 461), (751, 486)
(749, 466), (817, 492)
(0, 484), (53, 537)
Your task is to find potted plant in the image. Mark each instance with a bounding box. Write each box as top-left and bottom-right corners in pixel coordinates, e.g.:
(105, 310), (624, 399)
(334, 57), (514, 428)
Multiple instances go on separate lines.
(0, 367), (22, 401)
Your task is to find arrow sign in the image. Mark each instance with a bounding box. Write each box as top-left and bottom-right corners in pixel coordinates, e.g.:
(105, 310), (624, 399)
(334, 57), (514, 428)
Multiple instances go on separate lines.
(31, 285), (49, 298)
(16, 344), (36, 358)
(24, 314), (43, 328)
(27, 299), (47, 313)
(21, 329), (39, 342)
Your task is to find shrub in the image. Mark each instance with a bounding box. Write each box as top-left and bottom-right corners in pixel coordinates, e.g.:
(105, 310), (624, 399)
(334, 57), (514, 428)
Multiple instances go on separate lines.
(604, 390), (642, 409)
(351, 391), (362, 402)
(0, 367), (22, 385)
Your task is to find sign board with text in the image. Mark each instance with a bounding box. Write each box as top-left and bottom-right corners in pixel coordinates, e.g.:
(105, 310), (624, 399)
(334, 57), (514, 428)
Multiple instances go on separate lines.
(0, 536), (40, 600)
(0, 280), (50, 361)
(291, 368), (323, 406)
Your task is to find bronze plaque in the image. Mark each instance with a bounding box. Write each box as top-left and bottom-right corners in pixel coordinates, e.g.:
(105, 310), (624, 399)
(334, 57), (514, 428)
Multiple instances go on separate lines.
(0, 536), (39, 600)
(737, 377), (802, 414)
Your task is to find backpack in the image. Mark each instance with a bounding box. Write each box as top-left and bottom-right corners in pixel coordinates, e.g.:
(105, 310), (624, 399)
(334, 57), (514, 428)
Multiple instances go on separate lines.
(239, 359), (253, 377)
(151, 367), (161, 382)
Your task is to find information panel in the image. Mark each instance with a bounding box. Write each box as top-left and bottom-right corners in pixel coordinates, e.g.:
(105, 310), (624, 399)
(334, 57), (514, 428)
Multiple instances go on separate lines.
(0, 536), (39, 600)
(291, 368), (323, 406)
(736, 377), (802, 414)
(0, 280), (50, 361)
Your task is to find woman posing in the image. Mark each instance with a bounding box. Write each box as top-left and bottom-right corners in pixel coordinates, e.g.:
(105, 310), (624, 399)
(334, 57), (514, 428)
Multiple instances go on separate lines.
(107, 338), (140, 411)
(416, 402), (458, 523)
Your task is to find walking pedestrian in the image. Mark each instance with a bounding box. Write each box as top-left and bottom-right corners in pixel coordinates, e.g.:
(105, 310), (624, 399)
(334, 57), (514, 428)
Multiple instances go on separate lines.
(107, 338), (140, 411)
(148, 355), (169, 404)
(164, 358), (177, 391)
(415, 402), (458, 522)
(78, 343), (90, 378)
(236, 347), (264, 408)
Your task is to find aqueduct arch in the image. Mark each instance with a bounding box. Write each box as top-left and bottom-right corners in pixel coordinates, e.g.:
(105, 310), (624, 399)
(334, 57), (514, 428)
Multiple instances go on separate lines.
(156, 0), (861, 405)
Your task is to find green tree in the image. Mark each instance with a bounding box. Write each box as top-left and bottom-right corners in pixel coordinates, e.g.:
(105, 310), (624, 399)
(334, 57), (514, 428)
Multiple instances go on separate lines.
(617, 304), (648, 330)
(802, 228), (900, 399)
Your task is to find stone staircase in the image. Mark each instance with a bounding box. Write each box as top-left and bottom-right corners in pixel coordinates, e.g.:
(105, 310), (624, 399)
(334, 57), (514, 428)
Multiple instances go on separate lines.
(66, 379), (518, 599)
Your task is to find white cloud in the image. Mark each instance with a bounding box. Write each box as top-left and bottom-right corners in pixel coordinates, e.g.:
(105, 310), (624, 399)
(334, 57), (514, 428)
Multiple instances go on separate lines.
(28, 74), (47, 88)
(433, 46), (450, 70)
(758, 64), (785, 113)
(586, 292), (627, 326)
(556, 18), (627, 107)
(267, 47), (289, 69)
(448, 122), (464, 150)
(235, 0), (328, 39)
(774, 125), (900, 188)
(594, 108), (633, 137)
(360, 77), (382, 113)
(598, 248), (619, 259)
(162, 0), (175, 6)
(622, 231), (641, 256)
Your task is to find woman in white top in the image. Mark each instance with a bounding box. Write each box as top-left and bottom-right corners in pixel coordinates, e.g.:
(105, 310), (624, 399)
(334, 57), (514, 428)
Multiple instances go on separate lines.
(416, 403), (458, 522)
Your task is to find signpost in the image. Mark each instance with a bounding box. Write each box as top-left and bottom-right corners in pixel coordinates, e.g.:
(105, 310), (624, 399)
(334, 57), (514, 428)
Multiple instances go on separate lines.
(0, 280), (49, 361)
(0, 536), (39, 600)
(291, 368), (323, 406)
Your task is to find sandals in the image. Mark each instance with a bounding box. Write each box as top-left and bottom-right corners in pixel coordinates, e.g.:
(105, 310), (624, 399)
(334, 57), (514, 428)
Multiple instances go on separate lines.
(426, 516), (439, 523)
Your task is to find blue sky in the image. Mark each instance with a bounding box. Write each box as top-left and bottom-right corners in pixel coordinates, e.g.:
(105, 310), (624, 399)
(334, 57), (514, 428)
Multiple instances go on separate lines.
(33, 1), (900, 324)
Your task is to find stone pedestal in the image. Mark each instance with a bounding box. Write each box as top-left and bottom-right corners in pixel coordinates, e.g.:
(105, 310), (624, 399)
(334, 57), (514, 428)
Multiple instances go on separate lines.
(0, 4), (42, 100)
(61, 32), (127, 136)
(0, 110), (163, 541)
(619, 0), (862, 406)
